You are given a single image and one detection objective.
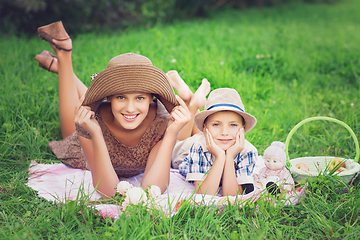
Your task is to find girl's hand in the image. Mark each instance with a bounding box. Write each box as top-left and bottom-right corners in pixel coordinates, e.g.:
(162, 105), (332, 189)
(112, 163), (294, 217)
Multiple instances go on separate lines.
(205, 127), (225, 159)
(226, 128), (245, 160)
(74, 96), (101, 136)
(166, 96), (191, 135)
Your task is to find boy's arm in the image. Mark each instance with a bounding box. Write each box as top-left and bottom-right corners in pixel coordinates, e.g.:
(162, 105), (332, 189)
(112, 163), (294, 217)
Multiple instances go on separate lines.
(222, 128), (245, 196)
(194, 153), (226, 195)
(221, 155), (242, 196)
(193, 128), (226, 195)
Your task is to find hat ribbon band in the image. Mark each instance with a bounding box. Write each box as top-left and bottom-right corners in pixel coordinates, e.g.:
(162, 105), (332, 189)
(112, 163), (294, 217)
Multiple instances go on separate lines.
(206, 103), (244, 112)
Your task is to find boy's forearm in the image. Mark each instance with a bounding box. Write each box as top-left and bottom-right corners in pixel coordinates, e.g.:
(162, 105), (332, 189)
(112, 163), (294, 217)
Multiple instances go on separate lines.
(195, 155), (225, 195)
(221, 155), (241, 196)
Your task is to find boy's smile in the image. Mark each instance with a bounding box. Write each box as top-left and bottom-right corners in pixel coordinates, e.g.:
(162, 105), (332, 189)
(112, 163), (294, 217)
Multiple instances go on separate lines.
(204, 111), (245, 151)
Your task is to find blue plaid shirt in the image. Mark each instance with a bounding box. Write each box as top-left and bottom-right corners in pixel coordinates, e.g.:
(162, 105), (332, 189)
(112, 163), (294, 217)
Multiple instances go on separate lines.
(178, 133), (257, 184)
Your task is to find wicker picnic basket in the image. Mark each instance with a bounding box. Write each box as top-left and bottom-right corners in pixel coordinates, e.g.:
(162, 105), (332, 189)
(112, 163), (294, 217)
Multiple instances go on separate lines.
(285, 116), (360, 184)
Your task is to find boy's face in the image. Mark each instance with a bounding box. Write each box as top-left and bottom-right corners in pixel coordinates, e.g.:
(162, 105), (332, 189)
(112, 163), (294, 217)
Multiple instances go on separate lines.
(204, 111), (245, 151)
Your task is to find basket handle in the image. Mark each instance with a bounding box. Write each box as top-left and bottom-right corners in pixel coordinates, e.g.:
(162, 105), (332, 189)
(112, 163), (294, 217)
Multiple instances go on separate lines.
(285, 116), (360, 168)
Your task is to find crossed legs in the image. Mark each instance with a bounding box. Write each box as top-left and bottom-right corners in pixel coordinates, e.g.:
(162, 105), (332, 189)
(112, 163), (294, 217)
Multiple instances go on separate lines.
(36, 26), (210, 141)
(37, 29), (87, 139)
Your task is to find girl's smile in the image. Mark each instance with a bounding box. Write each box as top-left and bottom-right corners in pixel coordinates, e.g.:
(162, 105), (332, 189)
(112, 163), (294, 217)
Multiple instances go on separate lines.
(122, 114), (140, 121)
(108, 92), (153, 130)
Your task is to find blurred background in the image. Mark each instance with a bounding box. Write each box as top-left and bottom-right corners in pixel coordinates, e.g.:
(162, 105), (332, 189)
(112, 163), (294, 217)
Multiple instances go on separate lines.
(1, 0), (338, 36)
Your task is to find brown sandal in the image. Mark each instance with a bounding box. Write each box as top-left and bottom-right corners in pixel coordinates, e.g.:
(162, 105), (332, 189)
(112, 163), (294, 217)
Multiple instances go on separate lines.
(35, 50), (57, 73)
(37, 21), (72, 52)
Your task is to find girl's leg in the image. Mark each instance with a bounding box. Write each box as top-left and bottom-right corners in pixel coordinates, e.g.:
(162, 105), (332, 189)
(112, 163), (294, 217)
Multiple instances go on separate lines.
(73, 73), (87, 99)
(166, 71), (210, 141)
(35, 51), (87, 99)
(49, 37), (87, 139)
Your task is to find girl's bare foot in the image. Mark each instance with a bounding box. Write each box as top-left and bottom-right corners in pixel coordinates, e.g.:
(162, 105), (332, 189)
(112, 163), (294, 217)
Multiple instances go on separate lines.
(192, 78), (211, 109)
(166, 70), (192, 102)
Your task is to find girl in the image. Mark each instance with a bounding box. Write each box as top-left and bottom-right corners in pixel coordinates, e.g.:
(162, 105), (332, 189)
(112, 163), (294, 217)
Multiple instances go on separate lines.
(35, 21), (198, 198)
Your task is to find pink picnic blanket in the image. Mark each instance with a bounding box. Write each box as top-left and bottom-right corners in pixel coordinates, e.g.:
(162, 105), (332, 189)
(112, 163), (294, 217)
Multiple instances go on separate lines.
(26, 157), (306, 219)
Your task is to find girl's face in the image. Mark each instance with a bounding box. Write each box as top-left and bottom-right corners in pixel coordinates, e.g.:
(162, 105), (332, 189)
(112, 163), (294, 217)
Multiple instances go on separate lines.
(265, 156), (283, 170)
(108, 92), (153, 130)
(204, 111), (244, 151)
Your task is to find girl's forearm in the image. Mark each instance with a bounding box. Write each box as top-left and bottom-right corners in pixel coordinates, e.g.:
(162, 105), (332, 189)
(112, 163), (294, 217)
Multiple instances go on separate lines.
(221, 156), (241, 196)
(141, 132), (177, 193)
(88, 132), (119, 198)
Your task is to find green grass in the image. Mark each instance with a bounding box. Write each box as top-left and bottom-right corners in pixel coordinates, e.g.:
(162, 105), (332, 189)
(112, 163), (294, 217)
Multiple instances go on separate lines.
(1, 0), (360, 239)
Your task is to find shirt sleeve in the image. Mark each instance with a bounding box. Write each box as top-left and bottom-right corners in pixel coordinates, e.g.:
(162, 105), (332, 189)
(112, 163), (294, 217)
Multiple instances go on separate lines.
(178, 143), (213, 183)
(75, 123), (92, 139)
(234, 150), (258, 185)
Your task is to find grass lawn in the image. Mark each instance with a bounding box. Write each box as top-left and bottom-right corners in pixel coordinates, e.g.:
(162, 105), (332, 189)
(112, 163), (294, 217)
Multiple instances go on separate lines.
(1, 0), (360, 239)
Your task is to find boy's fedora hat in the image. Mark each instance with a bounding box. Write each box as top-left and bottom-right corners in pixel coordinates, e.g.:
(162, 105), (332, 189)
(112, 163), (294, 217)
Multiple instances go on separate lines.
(82, 53), (178, 113)
(195, 88), (257, 133)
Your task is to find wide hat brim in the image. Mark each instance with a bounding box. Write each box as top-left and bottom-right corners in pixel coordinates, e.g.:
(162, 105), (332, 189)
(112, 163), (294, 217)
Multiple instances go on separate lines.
(82, 64), (179, 113)
(195, 108), (257, 133)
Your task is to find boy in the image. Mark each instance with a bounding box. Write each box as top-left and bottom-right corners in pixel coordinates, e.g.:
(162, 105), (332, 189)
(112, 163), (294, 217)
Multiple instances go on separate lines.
(177, 88), (258, 196)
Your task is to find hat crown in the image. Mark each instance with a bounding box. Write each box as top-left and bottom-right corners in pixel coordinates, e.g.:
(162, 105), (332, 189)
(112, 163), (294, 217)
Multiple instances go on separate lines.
(107, 53), (153, 68)
(194, 88), (257, 133)
(83, 53), (178, 113)
(205, 88), (245, 112)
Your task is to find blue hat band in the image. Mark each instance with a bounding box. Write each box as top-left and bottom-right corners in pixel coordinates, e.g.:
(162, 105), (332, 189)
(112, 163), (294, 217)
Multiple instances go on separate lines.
(206, 103), (244, 112)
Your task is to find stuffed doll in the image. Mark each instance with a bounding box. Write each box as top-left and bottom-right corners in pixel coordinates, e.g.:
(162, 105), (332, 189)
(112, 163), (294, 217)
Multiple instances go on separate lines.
(253, 141), (295, 195)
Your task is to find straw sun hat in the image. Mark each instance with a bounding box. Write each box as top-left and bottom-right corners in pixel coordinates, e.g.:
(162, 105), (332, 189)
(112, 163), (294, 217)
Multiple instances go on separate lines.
(82, 53), (179, 113)
(194, 88), (257, 133)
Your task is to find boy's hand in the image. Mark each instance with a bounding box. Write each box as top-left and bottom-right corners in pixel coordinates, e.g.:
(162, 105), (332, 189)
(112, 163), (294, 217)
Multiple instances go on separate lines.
(204, 127), (225, 159)
(166, 96), (191, 135)
(226, 128), (245, 160)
